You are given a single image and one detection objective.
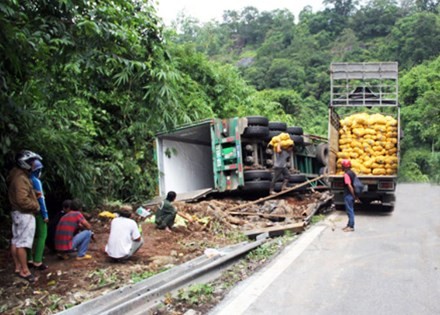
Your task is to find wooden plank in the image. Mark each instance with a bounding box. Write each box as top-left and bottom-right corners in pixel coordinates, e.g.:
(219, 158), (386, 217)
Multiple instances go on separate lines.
(228, 211), (302, 220)
(243, 222), (305, 239)
(226, 175), (325, 213)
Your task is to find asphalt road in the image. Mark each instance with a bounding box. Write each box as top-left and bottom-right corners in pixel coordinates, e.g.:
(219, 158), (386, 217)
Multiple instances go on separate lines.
(210, 183), (440, 315)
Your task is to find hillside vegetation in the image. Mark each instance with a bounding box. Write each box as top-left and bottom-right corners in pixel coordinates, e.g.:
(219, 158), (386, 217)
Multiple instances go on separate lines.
(0, 0), (439, 217)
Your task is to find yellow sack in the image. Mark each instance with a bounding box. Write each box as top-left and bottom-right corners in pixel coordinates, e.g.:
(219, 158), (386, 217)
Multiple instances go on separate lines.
(281, 139), (294, 148)
(372, 168), (386, 175)
(99, 211), (117, 219)
(337, 152), (350, 159)
(386, 168), (396, 175)
(279, 132), (291, 141)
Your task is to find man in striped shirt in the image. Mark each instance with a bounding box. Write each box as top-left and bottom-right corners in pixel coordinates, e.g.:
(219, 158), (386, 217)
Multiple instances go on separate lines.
(55, 198), (93, 260)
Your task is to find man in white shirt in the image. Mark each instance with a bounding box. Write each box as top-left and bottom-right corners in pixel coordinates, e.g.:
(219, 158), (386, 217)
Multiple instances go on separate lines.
(105, 207), (143, 261)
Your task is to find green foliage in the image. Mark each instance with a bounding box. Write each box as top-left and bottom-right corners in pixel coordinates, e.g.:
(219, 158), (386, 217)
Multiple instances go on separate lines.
(1, 0), (439, 216)
(177, 283), (214, 305)
(131, 270), (159, 283)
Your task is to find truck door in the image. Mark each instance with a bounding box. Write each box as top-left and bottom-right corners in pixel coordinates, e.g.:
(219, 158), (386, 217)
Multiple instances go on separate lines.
(211, 118), (245, 191)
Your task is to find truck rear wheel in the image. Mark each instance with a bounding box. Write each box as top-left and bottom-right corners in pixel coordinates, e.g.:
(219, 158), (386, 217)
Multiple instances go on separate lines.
(246, 116), (269, 126)
(291, 135), (304, 146)
(316, 143), (329, 166)
(381, 205), (395, 213)
(268, 122), (287, 131)
(242, 126), (269, 138)
(244, 170), (272, 181)
(286, 126), (303, 135)
(241, 180), (271, 192)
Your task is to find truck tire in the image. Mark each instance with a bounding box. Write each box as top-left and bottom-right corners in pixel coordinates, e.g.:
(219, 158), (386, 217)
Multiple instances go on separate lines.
(268, 122), (287, 131)
(241, 180), (271, 192)
(291, 135), (304, 146)
(316, 143), (329, 166)
(286, 181), (307, 191)
(266, 130), (282, 141)
(288, 174), (307, 183)
(242, 126), (269, 138)
(246, 116), (269, 126)
(286, 126), (303, 135)
(244, 170), (272, 181)
(381, 205), (395, 213)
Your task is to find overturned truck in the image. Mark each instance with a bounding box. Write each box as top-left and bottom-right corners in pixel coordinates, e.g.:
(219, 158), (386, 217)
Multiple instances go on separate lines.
(155, 117), (328, 200)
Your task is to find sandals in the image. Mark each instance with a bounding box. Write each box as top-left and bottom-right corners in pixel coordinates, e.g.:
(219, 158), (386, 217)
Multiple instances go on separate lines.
(28, 262), (49, 270)
(32, 263), (48, 270)
(17, 273), (36, 283)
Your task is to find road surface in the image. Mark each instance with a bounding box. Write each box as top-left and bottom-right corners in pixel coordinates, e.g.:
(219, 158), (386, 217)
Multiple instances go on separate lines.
(210, 183), (440, 315)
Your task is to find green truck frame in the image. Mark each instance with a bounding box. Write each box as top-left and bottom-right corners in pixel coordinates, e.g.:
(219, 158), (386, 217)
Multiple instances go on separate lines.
(155, 117), (327, 201)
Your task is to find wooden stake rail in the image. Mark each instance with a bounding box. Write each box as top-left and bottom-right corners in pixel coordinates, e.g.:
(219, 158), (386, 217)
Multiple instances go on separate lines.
(228, 211), (303, 220)
(244, 222), (306, 239)
(226, 175), (325, 213)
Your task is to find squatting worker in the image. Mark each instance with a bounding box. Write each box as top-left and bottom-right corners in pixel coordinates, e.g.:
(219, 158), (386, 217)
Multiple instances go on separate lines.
(341, 159), (359, 232)
(105, 206), (143, 262)
(155, 191), (177, 232)
(7, 150), (42, 283)
(55, 198), (93, 260)
(269, 142), (293, 195)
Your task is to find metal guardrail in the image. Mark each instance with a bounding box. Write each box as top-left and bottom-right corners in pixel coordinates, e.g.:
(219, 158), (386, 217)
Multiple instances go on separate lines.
(56, 239), (267, 315)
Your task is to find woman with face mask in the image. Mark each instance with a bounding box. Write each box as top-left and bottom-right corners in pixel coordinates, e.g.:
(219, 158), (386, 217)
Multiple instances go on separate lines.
(27, 159), (49, 270)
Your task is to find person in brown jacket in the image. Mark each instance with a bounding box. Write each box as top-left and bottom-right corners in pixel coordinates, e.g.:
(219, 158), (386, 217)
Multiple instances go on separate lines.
(7, 150), (42, 283)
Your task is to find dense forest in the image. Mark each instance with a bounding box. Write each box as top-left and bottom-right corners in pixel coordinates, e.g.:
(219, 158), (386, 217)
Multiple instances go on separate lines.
(0, 0), (439, 217)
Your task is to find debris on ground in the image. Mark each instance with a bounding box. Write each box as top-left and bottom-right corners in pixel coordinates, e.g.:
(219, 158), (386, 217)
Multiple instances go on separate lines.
(0, 190), (332, 314)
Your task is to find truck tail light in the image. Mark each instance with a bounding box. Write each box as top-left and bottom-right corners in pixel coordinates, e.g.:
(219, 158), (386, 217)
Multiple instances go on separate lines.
(378, 181), (394, 190)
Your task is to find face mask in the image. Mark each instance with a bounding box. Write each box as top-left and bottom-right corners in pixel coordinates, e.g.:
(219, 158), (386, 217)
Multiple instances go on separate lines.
(32, 169), (42, 178)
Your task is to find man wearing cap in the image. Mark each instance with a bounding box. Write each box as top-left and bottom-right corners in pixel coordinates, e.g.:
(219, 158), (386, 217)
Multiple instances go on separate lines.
(7, 150), (42, 283)
(341, 159), (359, 232)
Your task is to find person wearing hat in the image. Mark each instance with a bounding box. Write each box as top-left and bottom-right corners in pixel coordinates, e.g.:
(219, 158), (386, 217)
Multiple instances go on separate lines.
(341, 159), (359, 232)
(27, 159), (49, 270)
(7, 150), (42, 283)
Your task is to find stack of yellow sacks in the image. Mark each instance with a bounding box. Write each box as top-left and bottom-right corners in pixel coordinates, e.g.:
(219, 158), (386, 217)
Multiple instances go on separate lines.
(268, 132), (294, 151)
(337, 113), (398, 175)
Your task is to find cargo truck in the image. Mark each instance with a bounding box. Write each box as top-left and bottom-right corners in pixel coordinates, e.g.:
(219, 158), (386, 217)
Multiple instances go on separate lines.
(155, 117), (327, 201)
(327, 62), (400, 212)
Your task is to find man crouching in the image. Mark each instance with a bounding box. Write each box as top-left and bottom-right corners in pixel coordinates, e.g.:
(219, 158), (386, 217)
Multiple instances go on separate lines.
(105, 206), (143, 262)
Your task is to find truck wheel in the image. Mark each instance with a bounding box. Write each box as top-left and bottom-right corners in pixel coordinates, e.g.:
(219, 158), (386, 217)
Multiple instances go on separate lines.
(268, 122), (287, 131)
(244, 170), (272, 181)
(381, 205), (395, 213)
(286, 181), (307, 191)
(291, 135), (304, 146)
(266, 130), (282, 141)
(241, 180), (271, 192)
(242, 126), (269, 138)
(316, 143), (329, 166)
(288, 174), (307, 183)
(246, 116), (269, 126)
(286, 126), (303, 135)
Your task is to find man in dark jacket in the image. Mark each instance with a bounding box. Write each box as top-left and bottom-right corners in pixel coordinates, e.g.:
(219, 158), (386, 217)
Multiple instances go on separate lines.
(155, 191), (177, 232)
(8, 150), (42, 283)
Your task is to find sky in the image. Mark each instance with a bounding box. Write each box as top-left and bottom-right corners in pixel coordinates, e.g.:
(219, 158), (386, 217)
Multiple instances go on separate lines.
(156, 0), (326, 25)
